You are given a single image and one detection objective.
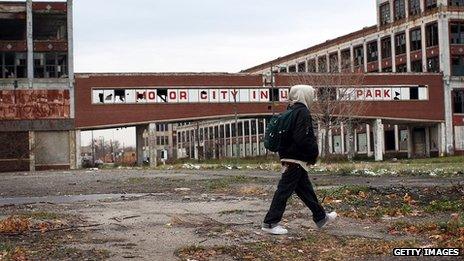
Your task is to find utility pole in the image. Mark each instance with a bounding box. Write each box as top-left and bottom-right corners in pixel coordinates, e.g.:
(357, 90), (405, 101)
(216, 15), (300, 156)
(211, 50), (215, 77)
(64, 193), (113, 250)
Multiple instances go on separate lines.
(91, 130), (95, 166)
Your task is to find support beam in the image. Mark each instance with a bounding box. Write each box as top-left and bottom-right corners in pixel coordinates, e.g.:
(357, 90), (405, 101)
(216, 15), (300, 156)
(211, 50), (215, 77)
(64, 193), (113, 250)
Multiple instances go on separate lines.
(148, 123), (157, 168)
(394, 125), (400, 152)
(29, 131), (35, 171)
(340, 123), (345, 154)
(136, 125), (146, 166)
(26, 0), (33, 87)
(366, 124), (373, 157)
(439, 122), (446, 157)
(373, 119), (384, 161)
(255, 119), (260, 156)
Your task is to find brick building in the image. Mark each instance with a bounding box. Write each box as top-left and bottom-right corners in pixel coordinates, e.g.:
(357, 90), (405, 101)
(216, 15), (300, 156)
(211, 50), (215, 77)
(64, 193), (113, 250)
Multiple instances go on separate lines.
(0, 0), (75, 172)
(243, 0), (464, 155)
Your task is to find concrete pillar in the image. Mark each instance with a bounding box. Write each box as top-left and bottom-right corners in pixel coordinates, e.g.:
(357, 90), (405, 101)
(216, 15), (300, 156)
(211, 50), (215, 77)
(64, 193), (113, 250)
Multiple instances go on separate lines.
(439, 122), (446, 157)
(315, 56), (319, 73)
(425, 126), (431, 157)
(26, 0), (33, 87)
(203, 127), (207, 158)
(421, 23), (427, 72)
(394, 125), (400, 151)
(136, 125), (145, 166)
(67, 0), (75, 118)
(438, 16), (454, 155)
(366, 123), (373, 157)
(148, 123), (157, 168)
(337, 49), (342, 73)
(340, 123), (345, 154)
(29, 131), (35, 171)
(354, 129), (358, 153)
(194, 129), (199, 160)
(255, 119), (260, 156)
(229, 123), (233, 157)
(407, 126), (414, 158)
(346, 122), (355, 160)
(70, 130), (81, 169)
(377, 36), (382, 72)
(373, 119), (384, 161)
(241, 121), (246, 157)
(363, 41), (368, 72)
(212, 126), (217, 159)
(168, 124), (174, 159)
(350, 45), (355, 72)
(405, 28), (411, 72)
(391, 34), (397, 72)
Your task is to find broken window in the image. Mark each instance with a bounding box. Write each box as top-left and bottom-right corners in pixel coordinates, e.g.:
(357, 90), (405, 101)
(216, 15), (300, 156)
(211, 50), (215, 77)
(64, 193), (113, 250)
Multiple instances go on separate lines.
(33, 52), (67, 78)
(157, 89), (168, 102)
(450, 0), (464, 6)
(450, 22), (464, 44)
(33, 14), (67, 41)
(453, 89), (464, 113)
(427, 56), (440, 72)
(410, 28), (422, 51)
(411, 60), (423, 72)
(318, 56), (327, 73)
(0, 18), (26, 40)
(395, 32), (406, 55)
(394, 0), (406, 20)
(329, 53), (339, 72)
(0, 52), (27, 78)
(114, 89), (126, 103)
(381, 37), (392, 59)
(308, 59), (316, 72)
(452, 55), (464, 76)
(367, 41), (378, 62)
(279, 67), (287, 73)
(409, 0), (421, 16)
(425, 0), (437, 10)
(288, 65), (297, 73)
(297, 62), (306, 72)
(426, 22), (439, 47)
(396, 63), (407, 72)
(341, 49), (351, 71)
(353, 45), (364, 67)
(379, 3), (391, 25)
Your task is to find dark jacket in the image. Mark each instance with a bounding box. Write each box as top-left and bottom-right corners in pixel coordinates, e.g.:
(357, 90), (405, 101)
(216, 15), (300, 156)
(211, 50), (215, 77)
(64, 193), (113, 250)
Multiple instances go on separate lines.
(278, 102), (319, 165)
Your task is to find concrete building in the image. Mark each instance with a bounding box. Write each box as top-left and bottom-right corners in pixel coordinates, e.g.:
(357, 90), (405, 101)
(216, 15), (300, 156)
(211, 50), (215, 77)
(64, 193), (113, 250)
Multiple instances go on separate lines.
(0, 0), (76, 172)
(243, 0), (464, 156)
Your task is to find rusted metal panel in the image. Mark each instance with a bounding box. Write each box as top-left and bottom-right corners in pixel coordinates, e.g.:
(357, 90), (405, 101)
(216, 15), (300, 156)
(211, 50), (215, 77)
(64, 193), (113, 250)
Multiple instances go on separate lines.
(32, 2), (67, 12)
(33, 41), (68, 52)
(0, 41), (27, 52)
(0, 90), (70, 120)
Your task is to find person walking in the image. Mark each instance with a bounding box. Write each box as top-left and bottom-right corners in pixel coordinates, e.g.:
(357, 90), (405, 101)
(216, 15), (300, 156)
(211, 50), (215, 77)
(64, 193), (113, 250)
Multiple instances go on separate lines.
(262, 85), (337, 235)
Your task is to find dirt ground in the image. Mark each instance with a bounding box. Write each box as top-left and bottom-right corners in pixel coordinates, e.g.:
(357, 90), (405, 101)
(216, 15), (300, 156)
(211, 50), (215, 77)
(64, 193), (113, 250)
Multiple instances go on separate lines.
(0, 169), (463, 260)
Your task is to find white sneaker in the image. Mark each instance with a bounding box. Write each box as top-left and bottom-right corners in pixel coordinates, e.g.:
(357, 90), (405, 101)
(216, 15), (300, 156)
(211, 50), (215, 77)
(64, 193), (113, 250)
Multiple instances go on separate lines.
(316, 211), (338, 229)
(261, 225), (288, 235)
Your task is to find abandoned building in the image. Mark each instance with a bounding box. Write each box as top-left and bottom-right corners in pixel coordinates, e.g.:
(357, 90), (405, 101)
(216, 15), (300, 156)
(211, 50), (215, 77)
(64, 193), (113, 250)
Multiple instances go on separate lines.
(0, 0), (74, 172)
(243, 0), (464, 158)
(1, 0), (463, 172)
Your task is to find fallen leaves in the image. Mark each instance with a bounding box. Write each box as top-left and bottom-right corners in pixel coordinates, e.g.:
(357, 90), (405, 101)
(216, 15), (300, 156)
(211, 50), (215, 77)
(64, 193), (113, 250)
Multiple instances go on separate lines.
(0, 217), (30, 234)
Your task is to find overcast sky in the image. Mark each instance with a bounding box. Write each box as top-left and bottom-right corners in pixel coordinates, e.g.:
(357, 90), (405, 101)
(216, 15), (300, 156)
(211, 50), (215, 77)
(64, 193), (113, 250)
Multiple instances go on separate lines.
(20, 0), (377, 146)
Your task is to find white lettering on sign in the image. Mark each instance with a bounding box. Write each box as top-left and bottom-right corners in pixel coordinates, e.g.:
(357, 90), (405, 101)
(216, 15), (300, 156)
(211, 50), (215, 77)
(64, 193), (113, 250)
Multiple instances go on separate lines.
(91, 86), (428, 104)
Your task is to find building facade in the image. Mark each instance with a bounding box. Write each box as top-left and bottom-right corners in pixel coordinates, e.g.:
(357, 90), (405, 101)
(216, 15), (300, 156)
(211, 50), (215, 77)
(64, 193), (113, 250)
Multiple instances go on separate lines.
(0, 0), (76, 172)
(243, 0), (464, 155)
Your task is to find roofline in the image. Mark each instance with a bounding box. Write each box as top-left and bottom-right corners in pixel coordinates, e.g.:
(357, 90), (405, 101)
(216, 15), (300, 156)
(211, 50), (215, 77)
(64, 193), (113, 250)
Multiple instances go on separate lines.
(75, 72), (258, 78)
(242, 25), (378, 73)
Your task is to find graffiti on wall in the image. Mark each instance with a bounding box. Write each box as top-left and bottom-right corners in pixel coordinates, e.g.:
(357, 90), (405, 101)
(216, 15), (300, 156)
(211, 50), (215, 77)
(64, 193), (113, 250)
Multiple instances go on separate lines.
(0, 90), (70, 120)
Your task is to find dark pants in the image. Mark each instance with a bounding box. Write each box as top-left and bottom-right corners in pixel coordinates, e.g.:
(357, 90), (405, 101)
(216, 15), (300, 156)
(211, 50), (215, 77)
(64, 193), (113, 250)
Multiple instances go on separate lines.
(263, 163), (326, 227)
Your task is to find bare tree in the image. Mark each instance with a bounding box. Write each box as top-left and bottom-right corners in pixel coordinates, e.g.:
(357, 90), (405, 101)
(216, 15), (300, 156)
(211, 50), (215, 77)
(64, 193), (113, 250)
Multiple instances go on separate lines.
(290, 58), (370, 160)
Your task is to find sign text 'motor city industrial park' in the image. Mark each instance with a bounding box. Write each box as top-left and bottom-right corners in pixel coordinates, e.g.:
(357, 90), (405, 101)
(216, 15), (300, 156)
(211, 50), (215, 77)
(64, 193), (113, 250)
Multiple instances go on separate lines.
(91, 86), (428, 104)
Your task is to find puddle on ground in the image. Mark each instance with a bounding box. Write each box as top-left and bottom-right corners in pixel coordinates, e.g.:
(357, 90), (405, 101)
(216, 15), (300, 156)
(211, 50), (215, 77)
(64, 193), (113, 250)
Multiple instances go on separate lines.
(0, 194), (146, 206)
